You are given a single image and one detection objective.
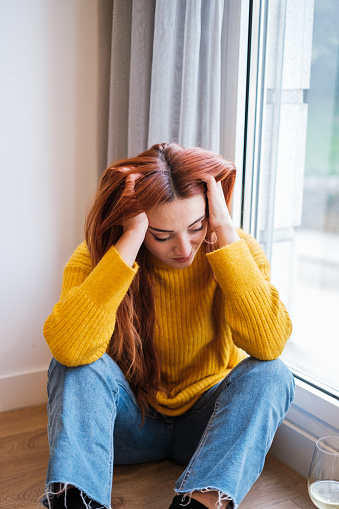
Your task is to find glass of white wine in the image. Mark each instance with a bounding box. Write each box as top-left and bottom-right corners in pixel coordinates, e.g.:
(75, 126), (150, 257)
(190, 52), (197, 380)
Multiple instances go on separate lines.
(308, 436), (339, 509)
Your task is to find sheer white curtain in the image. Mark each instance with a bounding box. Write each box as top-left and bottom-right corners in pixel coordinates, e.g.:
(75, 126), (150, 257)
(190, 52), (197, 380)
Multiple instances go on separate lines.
(105, 0), (226, 164)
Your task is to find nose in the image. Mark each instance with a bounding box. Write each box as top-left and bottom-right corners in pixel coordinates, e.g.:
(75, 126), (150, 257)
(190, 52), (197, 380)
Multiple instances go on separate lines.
(172, 235), (192, 258)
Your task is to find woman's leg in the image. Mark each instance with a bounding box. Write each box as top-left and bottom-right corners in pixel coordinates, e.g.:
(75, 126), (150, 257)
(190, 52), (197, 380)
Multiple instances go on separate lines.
(42, 354), (170, 508)
(169, 358), (295, 509)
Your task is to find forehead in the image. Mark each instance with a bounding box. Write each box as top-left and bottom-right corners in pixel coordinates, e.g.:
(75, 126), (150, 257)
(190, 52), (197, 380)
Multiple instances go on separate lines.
(147, 195), (206, 229)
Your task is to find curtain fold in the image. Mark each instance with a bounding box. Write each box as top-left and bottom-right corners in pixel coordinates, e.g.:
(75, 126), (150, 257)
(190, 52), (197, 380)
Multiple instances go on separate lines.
(107, 0), (132, 163)
(106, 0), (226, 164)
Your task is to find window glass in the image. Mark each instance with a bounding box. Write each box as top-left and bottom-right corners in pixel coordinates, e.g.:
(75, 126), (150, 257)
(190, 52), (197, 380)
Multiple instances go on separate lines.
(254, 0), (339, 394)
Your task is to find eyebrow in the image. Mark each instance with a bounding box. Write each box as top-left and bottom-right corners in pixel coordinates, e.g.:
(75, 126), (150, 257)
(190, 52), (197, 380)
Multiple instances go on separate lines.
(148, 215), (205, 233)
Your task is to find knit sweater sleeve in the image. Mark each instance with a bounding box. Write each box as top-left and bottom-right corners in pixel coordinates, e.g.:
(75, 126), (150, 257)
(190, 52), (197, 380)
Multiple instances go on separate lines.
(206, 230), (292, 360)
(43, 241), (138, 366)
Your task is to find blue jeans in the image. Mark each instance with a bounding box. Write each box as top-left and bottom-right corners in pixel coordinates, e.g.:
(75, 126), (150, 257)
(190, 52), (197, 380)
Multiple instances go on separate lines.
(43, 354), (294, 509)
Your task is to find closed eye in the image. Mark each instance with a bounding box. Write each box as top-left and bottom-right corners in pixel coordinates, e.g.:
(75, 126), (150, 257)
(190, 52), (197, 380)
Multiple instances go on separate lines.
(151, 221), (205, 242)
(188, 225), (204, 233)
(152, 234), (172, 242)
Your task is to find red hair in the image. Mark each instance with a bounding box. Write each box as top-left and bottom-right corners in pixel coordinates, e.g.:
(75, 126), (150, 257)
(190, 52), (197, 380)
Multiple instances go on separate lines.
(85, 143), (236, 415)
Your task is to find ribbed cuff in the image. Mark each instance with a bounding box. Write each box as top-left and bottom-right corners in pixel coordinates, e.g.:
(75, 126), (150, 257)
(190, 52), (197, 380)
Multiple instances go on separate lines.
(206, 240), (265, 297)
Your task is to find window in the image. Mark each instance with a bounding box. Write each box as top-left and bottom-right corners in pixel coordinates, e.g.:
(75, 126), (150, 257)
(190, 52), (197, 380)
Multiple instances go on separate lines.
(280, 0), (339, 395)
(243, 0), (339, 396)
(239, 0), (339, 475)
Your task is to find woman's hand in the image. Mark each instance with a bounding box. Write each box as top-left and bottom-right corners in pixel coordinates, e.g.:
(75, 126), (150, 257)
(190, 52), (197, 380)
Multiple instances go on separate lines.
(121, 174), (148, 238)
(115, 174), (148, 267)
(204, 176), (240, 248)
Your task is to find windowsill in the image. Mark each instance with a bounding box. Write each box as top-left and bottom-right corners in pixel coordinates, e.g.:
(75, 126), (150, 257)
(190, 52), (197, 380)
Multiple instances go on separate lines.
(270, 376), (339, 477)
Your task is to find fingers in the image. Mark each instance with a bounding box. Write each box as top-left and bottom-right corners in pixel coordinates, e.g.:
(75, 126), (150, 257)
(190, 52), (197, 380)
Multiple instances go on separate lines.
(203, 175), (223, 192)
(203, 176), (231, 225)
(203, 176), (225, 203)
(123, 173), (142, 198)
(119, 173), (148, 235)
(202, 174), (217, 188)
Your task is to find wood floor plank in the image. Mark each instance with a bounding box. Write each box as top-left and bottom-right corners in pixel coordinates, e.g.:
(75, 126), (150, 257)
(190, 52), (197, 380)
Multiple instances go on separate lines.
(0, 405), (47, 438)
(232, 456), (309, 509)
(292, 494), (315, 509)
(1, 473), (47, 509)
(0, 428), (49, 479)
(264, 501), (301, 509)
(0, 405), (311, 509)
(111, 461), (183, 508)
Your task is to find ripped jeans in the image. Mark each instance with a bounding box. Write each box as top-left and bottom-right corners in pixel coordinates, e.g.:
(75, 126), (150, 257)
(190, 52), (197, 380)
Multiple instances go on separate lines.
(42, 354), (295, 509)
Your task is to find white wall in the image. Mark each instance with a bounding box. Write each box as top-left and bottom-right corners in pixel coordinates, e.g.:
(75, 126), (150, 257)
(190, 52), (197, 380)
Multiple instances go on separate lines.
(0, 0), (100, 411)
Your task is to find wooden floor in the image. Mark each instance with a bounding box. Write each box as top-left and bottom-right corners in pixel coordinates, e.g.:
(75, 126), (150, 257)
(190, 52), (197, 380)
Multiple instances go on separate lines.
(0, 405), (314, 509)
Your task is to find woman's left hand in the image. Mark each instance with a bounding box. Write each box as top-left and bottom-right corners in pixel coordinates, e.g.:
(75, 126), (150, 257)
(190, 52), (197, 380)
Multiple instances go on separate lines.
(204, 176), (240, 248)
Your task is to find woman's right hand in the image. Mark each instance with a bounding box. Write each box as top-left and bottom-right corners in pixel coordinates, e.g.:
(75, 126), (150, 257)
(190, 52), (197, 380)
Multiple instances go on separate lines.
(122, 211), (148, 237)
(121, 173), (148, 236)
(115, 174), (148, 266)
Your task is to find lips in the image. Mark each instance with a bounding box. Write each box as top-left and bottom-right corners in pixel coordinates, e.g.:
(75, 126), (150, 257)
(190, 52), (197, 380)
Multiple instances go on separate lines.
(172, 252), (193, 263)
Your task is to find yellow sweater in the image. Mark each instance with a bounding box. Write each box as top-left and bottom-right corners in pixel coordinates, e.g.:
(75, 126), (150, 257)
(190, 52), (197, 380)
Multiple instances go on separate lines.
(44, 230), (292, 416)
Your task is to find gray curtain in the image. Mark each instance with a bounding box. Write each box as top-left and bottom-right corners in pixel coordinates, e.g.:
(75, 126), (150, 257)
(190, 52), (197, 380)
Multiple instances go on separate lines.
(104, 0), (227, 165)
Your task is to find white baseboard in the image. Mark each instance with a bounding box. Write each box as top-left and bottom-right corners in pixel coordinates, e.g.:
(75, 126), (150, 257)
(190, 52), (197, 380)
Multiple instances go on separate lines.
(0, 368), (48, 412)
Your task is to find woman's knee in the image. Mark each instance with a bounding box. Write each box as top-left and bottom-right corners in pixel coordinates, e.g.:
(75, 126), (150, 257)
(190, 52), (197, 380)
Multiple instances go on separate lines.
(250, 357), (295, 407)
(263, 358), (294, 388)
(47, 353), (123, 400)
(234, 357), (295, 404)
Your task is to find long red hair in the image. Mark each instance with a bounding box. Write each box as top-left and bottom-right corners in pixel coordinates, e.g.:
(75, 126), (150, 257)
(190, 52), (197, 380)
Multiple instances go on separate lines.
(85, 143), (236, 415)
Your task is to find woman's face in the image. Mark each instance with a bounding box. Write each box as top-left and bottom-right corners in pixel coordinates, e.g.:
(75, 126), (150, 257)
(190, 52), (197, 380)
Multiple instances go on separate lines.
(143, 194), (207, 268)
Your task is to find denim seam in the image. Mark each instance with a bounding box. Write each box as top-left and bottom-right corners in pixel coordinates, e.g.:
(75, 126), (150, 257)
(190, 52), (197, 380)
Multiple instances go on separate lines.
(107, 401), (115, 500)
(181, 384), (223, 416)
(180, 359), (250, 419)
(178, 394), (222, 490)
(222, 357), (251, 385)
(264, 376), (295, 452)
(84, 361), (118, 502)
(177, 358), (261, 492)
(116, 382), (163, 421)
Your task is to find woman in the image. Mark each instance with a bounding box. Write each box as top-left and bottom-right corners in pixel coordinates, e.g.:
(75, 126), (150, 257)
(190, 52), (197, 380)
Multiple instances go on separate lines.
(42, 143), (294, 509)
